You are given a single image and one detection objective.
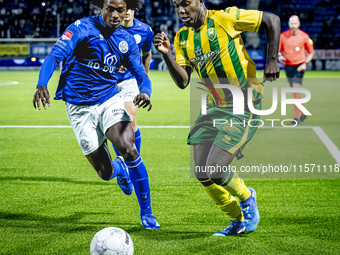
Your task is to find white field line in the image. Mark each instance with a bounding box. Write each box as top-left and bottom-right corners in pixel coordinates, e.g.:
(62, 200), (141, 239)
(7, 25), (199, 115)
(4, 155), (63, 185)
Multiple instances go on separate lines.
(1, 125), (339, 164)
(0, 125), (190, 128)
(312, 127), (340, 165)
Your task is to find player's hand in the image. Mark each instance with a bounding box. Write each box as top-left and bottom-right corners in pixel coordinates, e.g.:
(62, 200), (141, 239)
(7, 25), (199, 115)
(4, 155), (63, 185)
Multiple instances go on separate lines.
(33, 85), (50, 110)
(263, 61), (280, 83)
(133, 92), (152, 111)
(278, 55), (286, 63)
(297, 62), (307, 72)
(154, 32), (171, 55)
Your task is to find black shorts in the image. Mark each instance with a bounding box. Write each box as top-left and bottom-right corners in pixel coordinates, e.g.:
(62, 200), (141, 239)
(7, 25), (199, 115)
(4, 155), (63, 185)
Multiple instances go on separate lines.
(284, 64), (305, 86)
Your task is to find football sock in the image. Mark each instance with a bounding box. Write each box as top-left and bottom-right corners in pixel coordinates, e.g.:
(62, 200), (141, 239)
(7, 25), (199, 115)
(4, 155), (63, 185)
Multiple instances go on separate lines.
(111, 129), (141, 156)
(218, 171), (251, 202)
(134, 129), (141, 153)
(203, 183), (244, 221)
(125, 155), (152, 216)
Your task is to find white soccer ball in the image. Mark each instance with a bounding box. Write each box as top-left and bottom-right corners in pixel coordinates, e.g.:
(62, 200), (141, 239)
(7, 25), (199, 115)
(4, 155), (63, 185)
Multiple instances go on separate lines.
(90, 227), (134, 255)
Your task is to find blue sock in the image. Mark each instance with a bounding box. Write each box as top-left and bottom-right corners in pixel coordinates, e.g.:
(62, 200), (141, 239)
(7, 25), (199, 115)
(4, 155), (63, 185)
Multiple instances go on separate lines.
(98, 158), (122, 180)
(134, 129), (141, 153)
(125, 155), (152, 216)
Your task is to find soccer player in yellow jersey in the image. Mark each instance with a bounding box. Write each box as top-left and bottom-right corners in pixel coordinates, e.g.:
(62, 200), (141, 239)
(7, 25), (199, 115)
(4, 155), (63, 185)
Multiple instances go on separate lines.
(154, 0), (280, 236)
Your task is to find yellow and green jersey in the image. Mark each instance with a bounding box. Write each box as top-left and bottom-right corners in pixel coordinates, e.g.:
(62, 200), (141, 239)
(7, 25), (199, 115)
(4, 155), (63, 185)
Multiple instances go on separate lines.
(174, 6), (264, 106)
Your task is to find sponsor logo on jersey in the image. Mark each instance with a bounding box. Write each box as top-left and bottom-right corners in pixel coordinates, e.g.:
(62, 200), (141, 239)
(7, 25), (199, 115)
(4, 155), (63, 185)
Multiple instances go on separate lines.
(134, 34), (142, 44)
(190, 47), (220, 67)
(104, 53), (118, 66)
(119, 41), (129, 53)
(100, 34), (104, 41)
(87, 53), (118, 73)
(62, 30), (73, 40)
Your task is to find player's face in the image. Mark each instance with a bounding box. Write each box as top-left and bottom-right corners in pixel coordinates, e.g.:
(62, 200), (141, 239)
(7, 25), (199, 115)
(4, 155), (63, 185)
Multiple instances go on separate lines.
(102, 0), (127, 29)
(124, 9), (135, 22)
(289, 17), (300, 33)
(173, 0), (205, 28)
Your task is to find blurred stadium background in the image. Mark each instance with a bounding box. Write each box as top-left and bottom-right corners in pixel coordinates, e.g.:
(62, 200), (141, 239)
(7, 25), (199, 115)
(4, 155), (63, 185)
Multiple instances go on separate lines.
(0, 0), (340, 71)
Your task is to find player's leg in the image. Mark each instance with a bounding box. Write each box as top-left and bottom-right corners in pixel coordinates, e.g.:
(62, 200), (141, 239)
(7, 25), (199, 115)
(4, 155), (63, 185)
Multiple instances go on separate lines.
(292, 70), (307, 122)
(65, 102), (131, 194)
(194, 144), (245, 231)
(85, 140), (117, 180)
(112, 79), (142, 155)
(188, 108), (245, 235)
(109, 80), (158, 228)
(207, 103), (262, 234)
(205, 145), (259, 234)
(292, 82), (303, 121)
(206, 145), (250, 201)
(124, 101), (142, 152)
(286, 65), (307, 123)
(107, 121), (159, 229)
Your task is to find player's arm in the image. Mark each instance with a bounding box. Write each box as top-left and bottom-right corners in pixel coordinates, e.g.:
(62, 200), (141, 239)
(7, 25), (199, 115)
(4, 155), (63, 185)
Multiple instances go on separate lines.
(297, 38), (315, 72)
(142, 50), (152, 73)
(305, 52), (314, 64)
(154, 32), (191, 89)
(33, 45), (69, 110)
(261, 12), (281, 82)
(223, 7), (280, 82)
(297, 52), (314, 72)
(33, 23), (83, 110)
(124, 44), (152, 111)
(278, 36), (286, 63)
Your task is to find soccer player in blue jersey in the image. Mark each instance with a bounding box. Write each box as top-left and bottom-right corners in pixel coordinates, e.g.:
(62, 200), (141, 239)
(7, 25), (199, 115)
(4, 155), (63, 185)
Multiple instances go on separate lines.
(110, 3), (155, 225)
(32, 0), (160, 229)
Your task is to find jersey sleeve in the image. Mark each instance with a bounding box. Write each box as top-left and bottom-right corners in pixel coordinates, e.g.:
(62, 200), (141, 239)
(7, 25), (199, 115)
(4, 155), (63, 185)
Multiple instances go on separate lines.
(37, 20), (85, 87)
(52, 21), (85, 62)
(123, 38), (152, 97)
(141, 26), (153, 53)
(304, 35), (314, 54)
(174, 31), (193, 69)
(220, 6), (263, 38)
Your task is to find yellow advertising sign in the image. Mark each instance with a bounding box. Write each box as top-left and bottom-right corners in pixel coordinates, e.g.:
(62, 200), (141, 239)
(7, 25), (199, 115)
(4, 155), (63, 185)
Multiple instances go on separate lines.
(0, 44), (30, 56)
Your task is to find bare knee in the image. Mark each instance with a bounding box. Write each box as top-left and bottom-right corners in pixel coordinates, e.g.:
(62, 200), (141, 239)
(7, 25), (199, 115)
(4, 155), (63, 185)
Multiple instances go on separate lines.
(118, 141), (139, 161)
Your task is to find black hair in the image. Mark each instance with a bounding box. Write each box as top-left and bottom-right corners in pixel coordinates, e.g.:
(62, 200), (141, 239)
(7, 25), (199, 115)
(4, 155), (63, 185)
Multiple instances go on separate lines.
(91, 0), (144, 10)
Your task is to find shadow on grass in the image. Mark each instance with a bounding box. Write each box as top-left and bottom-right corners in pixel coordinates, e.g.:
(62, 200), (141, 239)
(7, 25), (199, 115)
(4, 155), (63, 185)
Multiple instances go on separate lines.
(125, 226), (211, 240)
(0, 175), (107, 186)
(0, 211), (135, 233)
(0, 211), (210, 240)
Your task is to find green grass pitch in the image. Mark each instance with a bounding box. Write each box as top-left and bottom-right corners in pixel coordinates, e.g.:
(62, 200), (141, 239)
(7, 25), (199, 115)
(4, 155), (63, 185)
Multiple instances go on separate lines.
(0, 70), (339, 254)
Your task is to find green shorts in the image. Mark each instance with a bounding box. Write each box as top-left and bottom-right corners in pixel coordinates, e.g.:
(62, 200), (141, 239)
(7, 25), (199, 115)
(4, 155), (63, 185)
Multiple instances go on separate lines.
(188, 100), (262, 159)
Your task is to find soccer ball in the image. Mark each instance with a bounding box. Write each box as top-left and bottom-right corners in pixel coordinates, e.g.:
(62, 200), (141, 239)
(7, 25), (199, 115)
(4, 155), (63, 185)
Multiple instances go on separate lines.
(90, 227), (134, 255)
